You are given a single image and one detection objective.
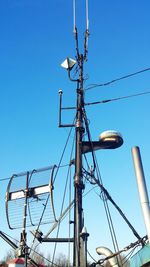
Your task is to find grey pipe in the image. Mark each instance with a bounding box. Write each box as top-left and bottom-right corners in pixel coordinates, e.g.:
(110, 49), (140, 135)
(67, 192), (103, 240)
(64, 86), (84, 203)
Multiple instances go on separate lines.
(132, 146), (150, 242)
(96, 246), (119, 267)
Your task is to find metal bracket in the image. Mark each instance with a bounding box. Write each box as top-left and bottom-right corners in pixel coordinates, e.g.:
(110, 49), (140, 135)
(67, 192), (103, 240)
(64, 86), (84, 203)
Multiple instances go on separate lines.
(58, 90), (75, 128)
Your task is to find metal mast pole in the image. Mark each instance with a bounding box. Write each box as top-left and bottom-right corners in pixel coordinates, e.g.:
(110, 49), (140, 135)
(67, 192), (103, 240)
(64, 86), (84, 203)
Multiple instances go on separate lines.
(20, 171), (29, 267)
(74, 54), (85, 267)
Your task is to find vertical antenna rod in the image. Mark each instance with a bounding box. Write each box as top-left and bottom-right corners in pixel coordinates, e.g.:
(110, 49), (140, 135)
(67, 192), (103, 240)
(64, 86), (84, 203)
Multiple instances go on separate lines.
(73, 0), (80, 59)
(84, 0), (89, 61)
(73, 0), (76, 34)
(86, 0), (89, 31)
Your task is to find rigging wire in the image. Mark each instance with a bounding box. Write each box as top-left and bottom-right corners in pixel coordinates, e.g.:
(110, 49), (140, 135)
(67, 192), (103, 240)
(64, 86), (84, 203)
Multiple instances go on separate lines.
(51, 131), (75, 266)
(51, 169), (72, 265)
(84, 163), (142, 242)
(85, 90), (150, 106)
(28, 123), (75, 255)
(95, 157), (122, 266)
(82, 104), (144, 263)
(85, 67), (150, 91)
(2, 3), (149, 267)
(28, 246), (60, 267)
(82, 105), (122, 261)
(98, 191), (123, 266)
(26, 166), (57, 253)
(96, 181), (142, 241)
(2, 4), (149, 265)
(53, 119), (75, 184)
(82, 107), (96, 171)
(0, 177), (11, 182)
(28, 170), (38, 227)
(0, 230), (19, 244)
(54, 89), (150, 111)
(29, 193), (51, 254)
(82, 109), (120, 257)
(43, 180), (98, 241)
(94, 237), (146, 266)
(83, 106), (120, 258)
(121, 245), (138, 266)
(4, 182), (99, 259)
(67, 163), (73, 267)
(87, 249), (97, 263)
(1, 183), (144, 267)
(0, 230), (60, 267)
(0, 164), (71, 183)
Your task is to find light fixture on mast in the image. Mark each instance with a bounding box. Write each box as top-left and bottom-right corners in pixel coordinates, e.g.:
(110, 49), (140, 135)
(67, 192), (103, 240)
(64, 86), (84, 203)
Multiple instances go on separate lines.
(61, 57), (78, 82)
(61, 57), (76, 70)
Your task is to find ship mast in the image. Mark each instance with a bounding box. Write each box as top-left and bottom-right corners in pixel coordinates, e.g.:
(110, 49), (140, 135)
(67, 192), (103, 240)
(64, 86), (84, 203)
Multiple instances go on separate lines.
(60, 54), (88, 267)
(73, 1), (89, 266)
(74, 54), (86, 267)
(61, 1), (89, 266)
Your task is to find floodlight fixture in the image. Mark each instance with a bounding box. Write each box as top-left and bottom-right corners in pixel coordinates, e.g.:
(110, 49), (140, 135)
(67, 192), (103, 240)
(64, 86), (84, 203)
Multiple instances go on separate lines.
(61, 57), (76, 70)
(82, 130), (123, 154)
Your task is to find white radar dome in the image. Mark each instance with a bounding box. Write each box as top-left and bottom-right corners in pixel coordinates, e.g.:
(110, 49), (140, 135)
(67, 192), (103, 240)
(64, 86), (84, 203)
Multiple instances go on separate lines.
(99, 130), (123, 148)
(99, 130), (122, 142)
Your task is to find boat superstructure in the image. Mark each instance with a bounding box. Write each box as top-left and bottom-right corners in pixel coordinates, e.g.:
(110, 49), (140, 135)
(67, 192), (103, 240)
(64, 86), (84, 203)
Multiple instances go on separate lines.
(0, 1), (150, 267)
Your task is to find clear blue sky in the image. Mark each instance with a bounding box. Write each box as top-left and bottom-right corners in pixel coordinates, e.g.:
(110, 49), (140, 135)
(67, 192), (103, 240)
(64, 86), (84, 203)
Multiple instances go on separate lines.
(0, 0), (150, 263)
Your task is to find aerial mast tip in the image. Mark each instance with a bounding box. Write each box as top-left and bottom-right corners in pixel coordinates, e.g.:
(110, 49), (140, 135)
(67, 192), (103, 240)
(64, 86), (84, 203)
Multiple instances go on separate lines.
(86, 0), (89, 32)
(58, 89), (63, 95)
(73, 0), (76, 34)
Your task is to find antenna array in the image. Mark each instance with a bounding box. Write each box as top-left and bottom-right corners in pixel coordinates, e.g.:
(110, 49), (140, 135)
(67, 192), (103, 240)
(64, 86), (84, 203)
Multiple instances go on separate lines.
(73, 0), (89, 62)
(6, 166), (57, 230)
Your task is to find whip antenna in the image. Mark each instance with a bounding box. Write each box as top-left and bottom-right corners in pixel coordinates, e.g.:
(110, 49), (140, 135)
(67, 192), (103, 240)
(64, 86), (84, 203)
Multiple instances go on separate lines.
(84, 0), (90, 60)
(73, 0), (80, 59)
(73, 0), (76, 34)
(86, 0), (89, 31)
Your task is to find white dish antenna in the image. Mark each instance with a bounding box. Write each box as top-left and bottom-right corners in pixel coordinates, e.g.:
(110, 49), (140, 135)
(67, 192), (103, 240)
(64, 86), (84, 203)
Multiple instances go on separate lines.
(99, 130), (123, 143)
